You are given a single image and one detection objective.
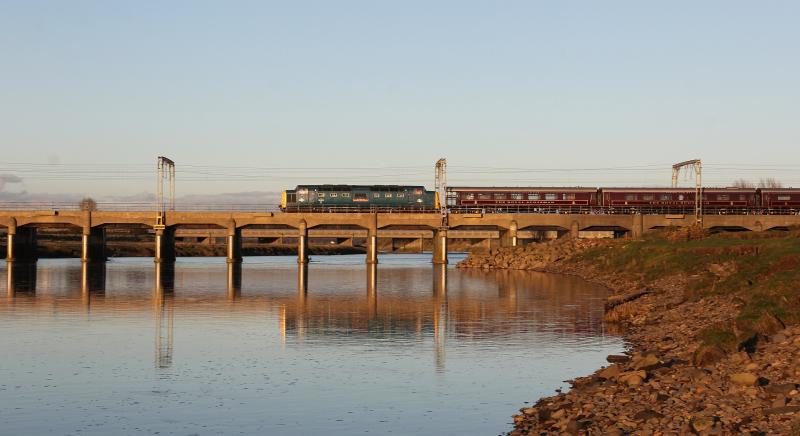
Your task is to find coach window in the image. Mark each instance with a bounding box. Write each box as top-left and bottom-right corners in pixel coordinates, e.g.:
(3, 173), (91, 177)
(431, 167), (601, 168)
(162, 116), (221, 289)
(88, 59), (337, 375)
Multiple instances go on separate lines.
(510, 193), (523, 200)
(385, 193), (392, 198)
(625, 194), (637, 201)
(660, 194), (672, 201)
(562, 193), (575, 200)
(678, 195), (684, 201)
(318, 192), (326, 198)
(373, 192), (380, 198)
(465, 193), (475, 200)
(545, 193), (557, 201)
(397, 192), (405, 198)
(529, 193), (540, 200)
(739, 195), (746, 201)
(717, 195), (729, 201)
(642, 194), (654, 201)
(478, 193), (492, 200)
(494, 193), (506, 200)
(778, 195), (791, 201)
(330, 193), (338, 198)
(342, 192), (350, 198)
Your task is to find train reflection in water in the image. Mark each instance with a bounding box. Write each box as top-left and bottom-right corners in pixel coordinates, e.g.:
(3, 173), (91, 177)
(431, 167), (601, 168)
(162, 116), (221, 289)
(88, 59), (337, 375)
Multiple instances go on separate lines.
(2, 257), (613, 372)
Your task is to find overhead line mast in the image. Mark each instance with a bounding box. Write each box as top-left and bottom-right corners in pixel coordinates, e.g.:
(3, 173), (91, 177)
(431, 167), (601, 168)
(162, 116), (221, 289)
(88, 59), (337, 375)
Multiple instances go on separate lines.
(671, 159), (702, 225)
(435, 158), (447, 221)
(156, 156), (175, 228)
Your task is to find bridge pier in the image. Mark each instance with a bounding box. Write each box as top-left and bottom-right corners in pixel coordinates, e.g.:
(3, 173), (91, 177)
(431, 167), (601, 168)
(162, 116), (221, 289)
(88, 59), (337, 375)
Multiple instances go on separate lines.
(227, 227), (242, 263)
(570, 221), (580, 239)
(298, 220), (309, 264)
(433, 228), (448, 264)
(631, 214), (644, 239)
(154, 227), (176, 263)
(366, 214), (378, 264)
(81, 227), (106, 263)
(502, 221), (519, 247)
(6, 225), (37, 263)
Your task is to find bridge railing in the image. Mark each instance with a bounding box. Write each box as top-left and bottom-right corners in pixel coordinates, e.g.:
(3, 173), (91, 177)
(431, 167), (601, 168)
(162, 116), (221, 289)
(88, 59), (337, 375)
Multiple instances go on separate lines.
(1, 202), (798, 215)
(0, 202), (281, 212)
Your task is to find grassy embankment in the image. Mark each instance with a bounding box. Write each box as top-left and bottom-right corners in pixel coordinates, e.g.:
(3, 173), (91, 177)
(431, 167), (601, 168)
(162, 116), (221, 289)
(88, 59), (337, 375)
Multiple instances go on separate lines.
(574, 227), (800, 361)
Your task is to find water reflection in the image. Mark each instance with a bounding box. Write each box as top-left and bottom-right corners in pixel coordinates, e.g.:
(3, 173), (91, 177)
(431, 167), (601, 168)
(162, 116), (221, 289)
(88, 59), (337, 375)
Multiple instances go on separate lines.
(227, 262), (242, 300)
(154, 291), (175, 369)
(80, 262), (106, 307)
(0, 256), (622, 436)
(6, 261), (37, 296)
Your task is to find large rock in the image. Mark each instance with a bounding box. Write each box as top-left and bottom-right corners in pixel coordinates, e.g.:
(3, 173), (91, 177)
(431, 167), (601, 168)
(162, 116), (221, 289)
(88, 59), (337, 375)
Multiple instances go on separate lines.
(729, 372), (758, 386)
(618, 370), (647, 386)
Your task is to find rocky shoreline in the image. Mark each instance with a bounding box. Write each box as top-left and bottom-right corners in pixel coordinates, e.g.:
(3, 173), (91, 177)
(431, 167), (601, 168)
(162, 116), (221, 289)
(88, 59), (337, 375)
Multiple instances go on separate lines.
(458, 237), (800, 434)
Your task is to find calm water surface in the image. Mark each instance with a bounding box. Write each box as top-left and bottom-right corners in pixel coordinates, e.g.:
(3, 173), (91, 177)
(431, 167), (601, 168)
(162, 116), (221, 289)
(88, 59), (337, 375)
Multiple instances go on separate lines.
(0, 254), (623, 435)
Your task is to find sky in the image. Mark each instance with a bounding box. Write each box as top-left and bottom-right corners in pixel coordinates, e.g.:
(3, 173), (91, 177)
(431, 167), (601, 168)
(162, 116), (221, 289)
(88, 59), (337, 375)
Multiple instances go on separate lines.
(1, 1), (798, 200)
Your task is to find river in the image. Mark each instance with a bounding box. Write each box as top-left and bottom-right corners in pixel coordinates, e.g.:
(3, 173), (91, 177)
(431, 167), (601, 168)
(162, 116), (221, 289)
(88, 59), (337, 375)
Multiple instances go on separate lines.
(0, 254), (623, 435)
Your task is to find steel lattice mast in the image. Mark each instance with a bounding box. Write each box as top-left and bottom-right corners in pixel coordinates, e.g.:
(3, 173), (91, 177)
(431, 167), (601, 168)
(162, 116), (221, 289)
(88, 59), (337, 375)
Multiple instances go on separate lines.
(671, 159), (702, 224)
(156, 156), (175, 228)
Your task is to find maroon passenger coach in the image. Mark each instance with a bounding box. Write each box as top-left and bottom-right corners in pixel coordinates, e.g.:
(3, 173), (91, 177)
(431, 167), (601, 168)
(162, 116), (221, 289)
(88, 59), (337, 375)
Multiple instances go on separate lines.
(599, 187), (756, 213)
(759, 188), (800, 213)
(446, 187), (598, 211)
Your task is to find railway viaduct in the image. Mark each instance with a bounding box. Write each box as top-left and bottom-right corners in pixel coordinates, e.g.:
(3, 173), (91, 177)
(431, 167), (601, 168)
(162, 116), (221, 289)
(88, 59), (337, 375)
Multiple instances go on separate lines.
(1, 209), (799, 264)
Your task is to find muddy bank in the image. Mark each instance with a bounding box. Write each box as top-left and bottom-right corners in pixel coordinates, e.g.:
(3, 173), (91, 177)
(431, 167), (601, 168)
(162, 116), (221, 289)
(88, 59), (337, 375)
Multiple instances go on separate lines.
(33, 242), (365, 258)
(458, 232), (800, 434)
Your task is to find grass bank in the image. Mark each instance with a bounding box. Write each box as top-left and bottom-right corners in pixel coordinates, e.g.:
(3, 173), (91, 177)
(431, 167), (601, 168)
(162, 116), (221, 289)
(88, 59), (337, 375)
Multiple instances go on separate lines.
(574, 227), (800, 362)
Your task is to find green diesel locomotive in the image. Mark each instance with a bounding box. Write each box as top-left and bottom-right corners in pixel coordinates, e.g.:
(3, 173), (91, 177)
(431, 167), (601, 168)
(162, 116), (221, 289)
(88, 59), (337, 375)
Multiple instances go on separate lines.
(281, 185), (439, 211)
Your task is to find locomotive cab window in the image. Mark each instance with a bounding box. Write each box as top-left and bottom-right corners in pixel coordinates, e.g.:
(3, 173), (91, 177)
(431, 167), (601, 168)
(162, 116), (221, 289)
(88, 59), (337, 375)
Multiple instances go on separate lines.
(413, 189), (423, 195)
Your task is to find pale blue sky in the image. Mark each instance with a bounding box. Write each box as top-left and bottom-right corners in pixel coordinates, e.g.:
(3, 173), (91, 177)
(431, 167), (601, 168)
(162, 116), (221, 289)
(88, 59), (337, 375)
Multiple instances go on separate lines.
(1, 1), (798, 197)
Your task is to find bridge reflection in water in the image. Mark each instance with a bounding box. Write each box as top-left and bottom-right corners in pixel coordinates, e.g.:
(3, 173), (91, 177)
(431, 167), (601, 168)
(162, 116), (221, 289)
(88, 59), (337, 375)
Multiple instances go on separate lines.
(2, 257), (612, 372)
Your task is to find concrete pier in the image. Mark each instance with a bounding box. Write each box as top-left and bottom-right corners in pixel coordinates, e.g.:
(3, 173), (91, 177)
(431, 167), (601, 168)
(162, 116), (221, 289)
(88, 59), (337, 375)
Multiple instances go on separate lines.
(366, 214), (378, 264)
(433, 228), (448, 264)
(226, 227), (242, 263)
(632, 214), (644, 239)
(6, 226), (37, 262)
(81, 226), (106, 263)
(154, 227), (176, 263)
(298, 220), (309, 264)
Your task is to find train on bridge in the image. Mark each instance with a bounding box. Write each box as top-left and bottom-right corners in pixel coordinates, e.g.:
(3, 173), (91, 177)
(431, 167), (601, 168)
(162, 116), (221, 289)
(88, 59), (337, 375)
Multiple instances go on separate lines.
(281, 184), (800, 214)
